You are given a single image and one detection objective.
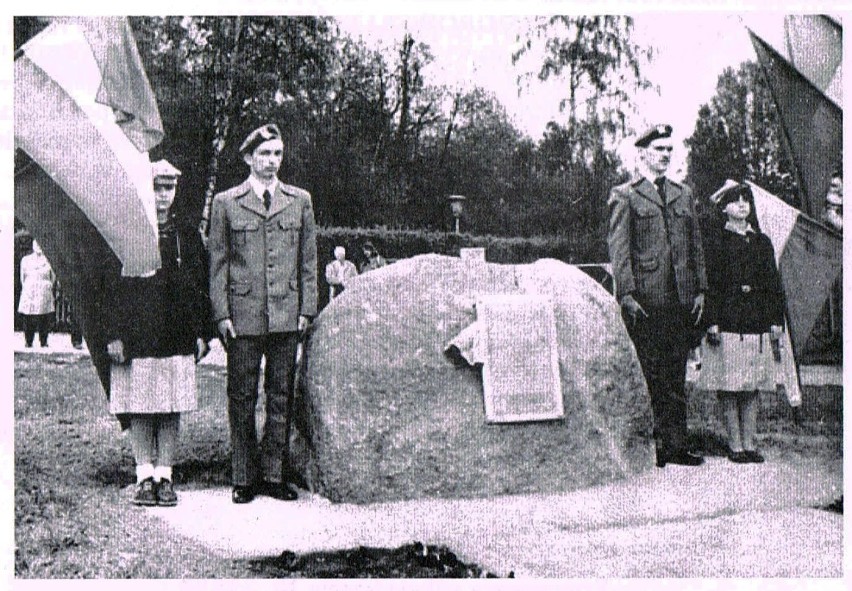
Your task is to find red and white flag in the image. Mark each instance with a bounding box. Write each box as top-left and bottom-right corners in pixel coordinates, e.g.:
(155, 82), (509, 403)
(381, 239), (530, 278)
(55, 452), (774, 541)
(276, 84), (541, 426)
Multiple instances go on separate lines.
(745, 181), (842, 364)
(15, 16), (163, 278)
(14, 17), (165, 400)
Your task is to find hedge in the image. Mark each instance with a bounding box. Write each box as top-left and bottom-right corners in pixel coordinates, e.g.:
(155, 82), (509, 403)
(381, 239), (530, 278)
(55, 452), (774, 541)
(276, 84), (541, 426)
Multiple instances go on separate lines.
(14, 226), (604, 325)
(314, 226), (606, 309)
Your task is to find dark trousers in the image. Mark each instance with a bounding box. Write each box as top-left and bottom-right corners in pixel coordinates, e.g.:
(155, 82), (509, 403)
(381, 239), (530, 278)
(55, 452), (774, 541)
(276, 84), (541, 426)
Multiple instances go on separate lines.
(22, 313), (53, 347)
(69, 317), (83, 346)
(625, 303), (694, 455)
(227, 332), (300, 487)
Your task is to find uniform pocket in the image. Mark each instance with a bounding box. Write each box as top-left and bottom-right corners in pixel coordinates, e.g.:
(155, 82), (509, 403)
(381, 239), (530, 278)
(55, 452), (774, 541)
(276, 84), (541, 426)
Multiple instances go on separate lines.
(231, 222), (259, 246)
(229, 282), (251, 296)
(279, 218), (300, 245)
(632, 204), (661, 251)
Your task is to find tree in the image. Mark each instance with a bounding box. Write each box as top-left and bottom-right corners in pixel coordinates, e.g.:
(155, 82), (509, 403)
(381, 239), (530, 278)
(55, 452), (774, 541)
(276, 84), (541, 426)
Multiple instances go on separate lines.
(130, 16), (340, 227)
(513, 16), (654, 160)
(685, 61), (799, 207)
(509, 16), (653, 259)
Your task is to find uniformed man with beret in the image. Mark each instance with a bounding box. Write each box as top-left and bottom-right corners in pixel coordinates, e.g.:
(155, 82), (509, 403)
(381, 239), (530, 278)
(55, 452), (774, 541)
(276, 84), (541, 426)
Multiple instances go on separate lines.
(607, 124), (707, 467)
(208, 123), (318, 503)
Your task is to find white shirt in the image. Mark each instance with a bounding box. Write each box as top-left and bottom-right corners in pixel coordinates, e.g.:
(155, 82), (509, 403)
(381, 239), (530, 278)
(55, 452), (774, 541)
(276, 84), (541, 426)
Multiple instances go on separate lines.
(724, 221), (755, 236)
(247, 175), (279, 202)
(636, 163), (666, 188)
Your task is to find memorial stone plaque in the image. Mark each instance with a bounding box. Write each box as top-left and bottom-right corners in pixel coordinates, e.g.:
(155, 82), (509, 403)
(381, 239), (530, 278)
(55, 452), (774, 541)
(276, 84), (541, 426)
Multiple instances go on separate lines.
(477, 294), (564, 423)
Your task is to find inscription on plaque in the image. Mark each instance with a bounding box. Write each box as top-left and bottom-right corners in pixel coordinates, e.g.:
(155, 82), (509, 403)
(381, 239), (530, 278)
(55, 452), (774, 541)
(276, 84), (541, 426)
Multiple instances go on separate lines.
(477, 294), (564, 423)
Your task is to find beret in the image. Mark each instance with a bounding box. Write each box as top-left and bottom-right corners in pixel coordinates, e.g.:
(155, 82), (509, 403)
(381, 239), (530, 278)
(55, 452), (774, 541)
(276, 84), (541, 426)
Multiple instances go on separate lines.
(239, 123), (282, 155)
(151, 159), (181, 183)
(634, 123), (673, 148)
(709, 179), (752, 208)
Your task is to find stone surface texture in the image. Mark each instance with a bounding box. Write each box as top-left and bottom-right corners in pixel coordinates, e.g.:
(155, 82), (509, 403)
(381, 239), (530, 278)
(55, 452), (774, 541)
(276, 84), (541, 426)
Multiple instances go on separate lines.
(294, 254), (653, 504)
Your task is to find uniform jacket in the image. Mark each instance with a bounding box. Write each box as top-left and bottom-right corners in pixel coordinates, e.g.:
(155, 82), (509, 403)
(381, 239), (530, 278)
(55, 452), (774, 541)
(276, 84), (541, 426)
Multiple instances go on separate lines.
(607, 176), (708, 308)
(18, 252), (55, 315)
(104, 215), (213, 360)
(208, 178), (318, 335)
(704, 227), (785, 334)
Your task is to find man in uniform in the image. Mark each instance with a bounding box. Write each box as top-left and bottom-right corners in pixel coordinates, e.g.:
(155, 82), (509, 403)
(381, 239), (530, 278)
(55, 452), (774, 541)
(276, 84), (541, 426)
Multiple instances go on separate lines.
(607, 124), (707, 468)
(208, 123), (318, 503)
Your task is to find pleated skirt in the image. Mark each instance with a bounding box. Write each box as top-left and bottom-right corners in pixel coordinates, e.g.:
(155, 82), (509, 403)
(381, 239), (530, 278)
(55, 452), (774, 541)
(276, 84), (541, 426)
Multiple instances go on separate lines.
(109, 355), (197, 415)
(695, 332), (801, 405)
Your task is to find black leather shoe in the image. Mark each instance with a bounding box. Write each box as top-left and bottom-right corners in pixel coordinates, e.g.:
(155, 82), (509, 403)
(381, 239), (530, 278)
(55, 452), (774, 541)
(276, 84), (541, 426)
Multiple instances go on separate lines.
(744, 450), (765, 464)
(132, 477), (158, 506)
(728, 450), (751, 463)
(232, 485), (256, 504)
(666, 451), (705, 466)
(157, 478), (178, 507)
(261, 481), (298, 501)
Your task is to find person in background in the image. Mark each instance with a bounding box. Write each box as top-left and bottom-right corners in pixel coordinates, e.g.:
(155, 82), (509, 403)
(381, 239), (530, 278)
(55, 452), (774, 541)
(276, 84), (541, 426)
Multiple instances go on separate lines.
(18, 240), (56, 348)
(698, 181), (788, 464)
(208, 123), (318, 504)
(59, 288), (85, 349)
(106, 159), (212, 507)
(607, 123), (707, 468)
(822, 168), (842, 232)
(325, 245), (358, 299)
(359, 241), (387, 273)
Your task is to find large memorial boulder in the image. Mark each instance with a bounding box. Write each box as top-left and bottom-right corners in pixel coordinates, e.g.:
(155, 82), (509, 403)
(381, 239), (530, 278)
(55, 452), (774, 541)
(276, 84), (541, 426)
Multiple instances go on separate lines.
(294, 254), (653, 504)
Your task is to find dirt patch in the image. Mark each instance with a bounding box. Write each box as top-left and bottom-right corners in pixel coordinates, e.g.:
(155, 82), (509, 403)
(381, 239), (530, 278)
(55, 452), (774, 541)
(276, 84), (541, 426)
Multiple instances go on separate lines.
(245, 543), (504, 578)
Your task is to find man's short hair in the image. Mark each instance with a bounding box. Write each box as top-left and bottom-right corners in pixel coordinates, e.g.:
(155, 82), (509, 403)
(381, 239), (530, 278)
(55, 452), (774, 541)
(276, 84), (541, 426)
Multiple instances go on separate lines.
(239, 123), (282, 156)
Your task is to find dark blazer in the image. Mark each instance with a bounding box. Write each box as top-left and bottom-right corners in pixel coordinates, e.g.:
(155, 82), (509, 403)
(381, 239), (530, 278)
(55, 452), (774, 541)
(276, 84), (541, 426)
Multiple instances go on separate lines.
(704, 228), (785, 334)
(207, 178), (318, 335)
(106, 215), (213, 359)
(607, 176), (708, 308)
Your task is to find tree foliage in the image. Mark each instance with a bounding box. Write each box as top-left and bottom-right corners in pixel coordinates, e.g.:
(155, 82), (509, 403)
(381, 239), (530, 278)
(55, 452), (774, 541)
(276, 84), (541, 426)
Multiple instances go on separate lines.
(513, 16), (654, 154)
(685, 61), (799, 207)
(15, 16), (655, 263)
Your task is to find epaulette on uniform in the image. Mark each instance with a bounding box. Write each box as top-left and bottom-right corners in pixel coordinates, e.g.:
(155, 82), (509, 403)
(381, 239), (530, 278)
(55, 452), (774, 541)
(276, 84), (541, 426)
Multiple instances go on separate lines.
(217, 182), (251, 201)
(280, 182), (312, 202)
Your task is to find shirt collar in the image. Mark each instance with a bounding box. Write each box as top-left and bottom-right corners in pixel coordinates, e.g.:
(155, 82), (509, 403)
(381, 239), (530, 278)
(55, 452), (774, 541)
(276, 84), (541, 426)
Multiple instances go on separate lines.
(247, 175), (278, 198)
(724, 220), (755, 236)
(636, 163), (665, 186)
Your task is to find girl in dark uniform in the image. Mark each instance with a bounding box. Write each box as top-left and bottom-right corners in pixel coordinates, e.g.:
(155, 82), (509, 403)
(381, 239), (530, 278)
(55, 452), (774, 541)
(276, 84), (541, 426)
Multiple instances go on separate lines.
(698, 182), (787, 463)
(107, 161), (212, 506)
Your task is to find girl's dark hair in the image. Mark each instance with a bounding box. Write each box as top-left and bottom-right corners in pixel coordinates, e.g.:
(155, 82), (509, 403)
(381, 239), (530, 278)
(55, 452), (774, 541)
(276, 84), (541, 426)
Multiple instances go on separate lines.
(712, 183), (762, 234)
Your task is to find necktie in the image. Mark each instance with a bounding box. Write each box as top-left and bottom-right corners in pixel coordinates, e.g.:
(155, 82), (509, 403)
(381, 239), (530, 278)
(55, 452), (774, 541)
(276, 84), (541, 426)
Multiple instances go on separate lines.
(263, 189), (271, 211)
(654, 177), (666, 204)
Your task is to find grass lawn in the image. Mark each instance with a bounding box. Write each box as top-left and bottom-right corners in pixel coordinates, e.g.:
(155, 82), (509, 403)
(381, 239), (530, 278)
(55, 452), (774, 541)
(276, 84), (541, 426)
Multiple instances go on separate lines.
(14, 352), (841, 578)
(13, 353), (497, 578)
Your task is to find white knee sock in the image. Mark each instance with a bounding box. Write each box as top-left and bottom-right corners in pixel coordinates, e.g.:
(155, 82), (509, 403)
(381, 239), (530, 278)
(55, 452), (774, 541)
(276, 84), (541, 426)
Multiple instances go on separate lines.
(136, 463), (155, 483)
(153, 465), (172, 482)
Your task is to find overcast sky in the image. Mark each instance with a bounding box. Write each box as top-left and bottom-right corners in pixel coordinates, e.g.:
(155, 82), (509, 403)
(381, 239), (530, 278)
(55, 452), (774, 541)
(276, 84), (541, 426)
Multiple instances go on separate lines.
(336, 12), (761, 175)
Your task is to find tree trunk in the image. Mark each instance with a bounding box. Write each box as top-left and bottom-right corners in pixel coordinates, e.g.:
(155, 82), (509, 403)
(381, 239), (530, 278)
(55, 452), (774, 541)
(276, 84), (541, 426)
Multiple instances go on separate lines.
(198, 16), (244, 247)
